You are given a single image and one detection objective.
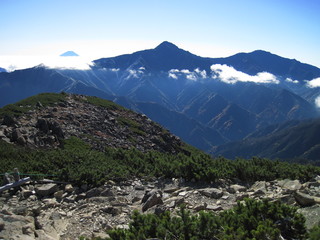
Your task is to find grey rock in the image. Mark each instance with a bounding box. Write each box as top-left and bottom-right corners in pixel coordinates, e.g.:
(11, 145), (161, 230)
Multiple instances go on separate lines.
(20, 190), (33, 200)
(228, 184), (247, 193)
(0, 214), (35, 240)
(35, 183), (58, 197)
(11, 128), (23, 142)
(250, 181), (267, 193)
(278, 179), (302, 192)
(154, 205), (167, 215)
(294, 191), (315, 206)
(236, 193), (249, 201)
(65, 184), (74, 193)
(54, 190), (64, 200)
(85, 188), (102, 198)
(101, 188), (115, 197)
(194, 203), (207, 211)
(36, 119), (50, 133)
(164, 187), (180, 193)
(142, 191), (163, 212)
(297, 205), (320, 229)
(12, 206), (28, 216)
(206, 205), (223, 211)
(101, 206), (122, 216)
(199, 188), (223, 199)
(134, 185), (145, 191)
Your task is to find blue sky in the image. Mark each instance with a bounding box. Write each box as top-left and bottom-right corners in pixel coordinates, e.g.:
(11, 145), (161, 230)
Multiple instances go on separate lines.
(1, 0), (319, 68)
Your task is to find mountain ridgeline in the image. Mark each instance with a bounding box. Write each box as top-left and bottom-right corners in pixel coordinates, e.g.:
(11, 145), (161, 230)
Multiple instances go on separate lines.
(1, 41), (320, 160)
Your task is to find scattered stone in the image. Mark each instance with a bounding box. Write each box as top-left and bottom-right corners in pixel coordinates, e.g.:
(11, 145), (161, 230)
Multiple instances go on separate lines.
(65, 184), (74, 193)
(54, 190), (64, 200)
(199, 188), (223, 199)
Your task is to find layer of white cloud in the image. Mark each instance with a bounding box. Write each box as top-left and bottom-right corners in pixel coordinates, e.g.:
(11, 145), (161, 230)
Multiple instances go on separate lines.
(306, 77), (320, 88)
(210, 64), (279, 84)
(0, 55), (93, 71)
(168, 72), (178, 79)
(285, 78), (299, 84)
(195, 68), (207, 78)
(315, 96), (320, 108)
(168, 69), (207, 81)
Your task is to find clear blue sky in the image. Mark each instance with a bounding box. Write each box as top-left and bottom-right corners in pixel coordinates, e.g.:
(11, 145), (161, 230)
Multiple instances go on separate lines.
(1, 0), (319, 67)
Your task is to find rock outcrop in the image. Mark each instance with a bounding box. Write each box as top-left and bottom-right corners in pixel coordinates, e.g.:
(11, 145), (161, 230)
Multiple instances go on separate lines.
(0, 94), (183, 154)
(1, 175), (320, 239)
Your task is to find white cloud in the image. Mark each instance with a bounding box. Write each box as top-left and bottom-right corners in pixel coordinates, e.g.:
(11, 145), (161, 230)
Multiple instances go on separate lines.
(315, 96), (320, 108)
(168, 69), (200, 81)
(168, 73), (178, 79)
(306, 77), (320, 88)
(210, 64), (279, 84)
(186, 74), (197, 81)
(285, 78), (299, 84)
(180, 69), (191, 74)
(195, 68), (207, 78)
(169, 69), (180, 73)
(0, 55), (93, 71)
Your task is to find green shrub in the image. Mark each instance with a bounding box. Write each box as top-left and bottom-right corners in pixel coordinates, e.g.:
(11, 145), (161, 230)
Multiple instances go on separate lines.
(107, 198), (307, 240)
(1, 137), (320, 186)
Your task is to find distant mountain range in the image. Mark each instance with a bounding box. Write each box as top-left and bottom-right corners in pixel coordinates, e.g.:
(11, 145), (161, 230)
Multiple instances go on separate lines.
(212, 118), (320, 164)
(1, 41), (320, 157)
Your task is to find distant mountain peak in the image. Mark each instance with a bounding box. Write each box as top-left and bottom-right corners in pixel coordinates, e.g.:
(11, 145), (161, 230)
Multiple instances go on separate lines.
(60, 51), (79, 57)
(155, 41), (179, 50)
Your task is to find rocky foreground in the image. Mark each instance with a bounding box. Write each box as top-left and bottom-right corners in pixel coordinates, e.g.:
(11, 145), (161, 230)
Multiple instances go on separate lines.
(1, 176), (320, 240)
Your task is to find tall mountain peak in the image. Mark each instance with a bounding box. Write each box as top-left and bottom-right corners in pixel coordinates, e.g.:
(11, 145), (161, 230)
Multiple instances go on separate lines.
(155, 41), (179, 51)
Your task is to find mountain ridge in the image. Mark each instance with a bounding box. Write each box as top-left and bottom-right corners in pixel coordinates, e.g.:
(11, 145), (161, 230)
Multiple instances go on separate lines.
(1, 42), (320, 156)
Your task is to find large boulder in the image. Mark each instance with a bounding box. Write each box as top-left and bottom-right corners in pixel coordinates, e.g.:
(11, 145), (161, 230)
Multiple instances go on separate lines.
(294, 191), (315, 206)
(142, 190), (163, 212)
(278, 179), (302, 192)
(199, 188), (223, 199)
(35, 183), (59, 197)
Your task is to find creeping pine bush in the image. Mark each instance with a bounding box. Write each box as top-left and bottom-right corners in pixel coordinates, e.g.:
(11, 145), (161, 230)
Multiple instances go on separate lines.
(107, 198), (307, 240)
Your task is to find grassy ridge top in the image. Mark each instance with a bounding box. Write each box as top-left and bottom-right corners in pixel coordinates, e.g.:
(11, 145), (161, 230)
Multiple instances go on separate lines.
(0, 92), (68, 118)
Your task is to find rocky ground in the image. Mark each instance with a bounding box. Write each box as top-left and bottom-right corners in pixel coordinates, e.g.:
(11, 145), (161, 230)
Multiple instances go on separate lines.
(0, 94), (183, 154)
(1, 176), (320, 240)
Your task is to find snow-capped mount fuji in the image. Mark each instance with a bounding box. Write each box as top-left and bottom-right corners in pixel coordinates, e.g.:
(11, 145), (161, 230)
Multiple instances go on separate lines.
(60, 51), (79, 57)
(1, 41), (320, 154)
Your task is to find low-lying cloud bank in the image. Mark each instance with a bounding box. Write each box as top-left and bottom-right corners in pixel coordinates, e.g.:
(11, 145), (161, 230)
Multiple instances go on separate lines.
(306, 77), (320, 88)
(210, 64), (279, 84)
(0, 56), (93, 71)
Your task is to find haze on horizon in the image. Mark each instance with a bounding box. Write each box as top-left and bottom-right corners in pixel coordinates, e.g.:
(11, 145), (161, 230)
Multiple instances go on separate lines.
(0, 0), (319, 70)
